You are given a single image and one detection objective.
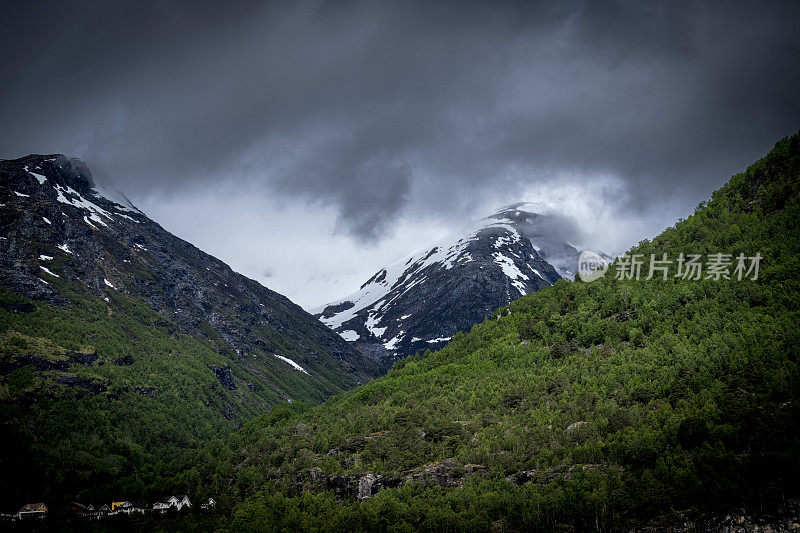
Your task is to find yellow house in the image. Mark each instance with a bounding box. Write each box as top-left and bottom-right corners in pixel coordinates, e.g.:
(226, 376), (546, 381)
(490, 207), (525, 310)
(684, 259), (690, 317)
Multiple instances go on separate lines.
(111, 501), (129, 511)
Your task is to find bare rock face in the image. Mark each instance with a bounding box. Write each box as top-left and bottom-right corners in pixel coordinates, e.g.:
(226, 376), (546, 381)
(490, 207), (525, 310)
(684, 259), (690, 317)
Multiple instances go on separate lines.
(358, 473), (378, 501)
(209, 365), (237, 391)
(314, 203), (608, 363)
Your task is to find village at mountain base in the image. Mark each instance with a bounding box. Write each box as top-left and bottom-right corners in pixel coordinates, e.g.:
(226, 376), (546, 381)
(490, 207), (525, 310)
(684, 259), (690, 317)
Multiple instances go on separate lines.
(0, 495), (216, 521)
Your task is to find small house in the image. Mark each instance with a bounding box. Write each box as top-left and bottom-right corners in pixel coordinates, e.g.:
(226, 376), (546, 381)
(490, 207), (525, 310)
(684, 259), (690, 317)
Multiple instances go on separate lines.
(153, 494), (191, 512)
(114, 501), (147, 514)
(18, 502), (48, 519)
(174, 495), (191, 510)
(111, 501), (127, 512)
(82, 503), (99, 518)
(200, 497), (216, 510)
(152, 498), (171, 511)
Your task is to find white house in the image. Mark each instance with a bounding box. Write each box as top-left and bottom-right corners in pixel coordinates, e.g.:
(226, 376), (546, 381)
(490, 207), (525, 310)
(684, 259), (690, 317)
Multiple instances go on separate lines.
(153, 495), (191, 512)
(200, 497), (216, 510)
(174, 495), (191, 510)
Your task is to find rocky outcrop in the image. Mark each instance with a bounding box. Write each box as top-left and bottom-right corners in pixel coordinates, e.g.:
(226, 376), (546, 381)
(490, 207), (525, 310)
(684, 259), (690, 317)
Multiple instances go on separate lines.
(0, 355), (69, 373)
(357, 473), (378, 501)
(55, 376), (108, 393)
(68, 352), (98, 365)
(299, 458), (491, 500)
(295, 460), (633, 502)
(506, 463), (623, 485)
(565, 420), (588, 434)
(209, 365), (237, 391)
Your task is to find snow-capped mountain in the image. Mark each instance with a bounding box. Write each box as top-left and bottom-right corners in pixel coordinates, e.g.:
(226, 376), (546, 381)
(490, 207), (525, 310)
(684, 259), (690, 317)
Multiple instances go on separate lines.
(0, 154), (383, 408)
(313, 203), (598, 363)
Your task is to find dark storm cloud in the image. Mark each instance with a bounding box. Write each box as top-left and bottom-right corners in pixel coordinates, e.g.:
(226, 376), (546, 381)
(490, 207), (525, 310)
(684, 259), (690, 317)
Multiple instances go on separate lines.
(1, 0), (799, 240)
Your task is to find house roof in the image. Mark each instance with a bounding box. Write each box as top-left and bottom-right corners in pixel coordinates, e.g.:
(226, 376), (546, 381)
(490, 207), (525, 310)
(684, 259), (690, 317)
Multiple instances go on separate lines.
(65, 502), (88, 510)
(19, 503), (47, 512)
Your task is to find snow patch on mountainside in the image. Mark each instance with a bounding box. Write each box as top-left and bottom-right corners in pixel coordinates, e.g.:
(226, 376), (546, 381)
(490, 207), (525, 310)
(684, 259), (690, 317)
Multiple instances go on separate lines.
(272, 354), (309, 374)
(25, 166), (48, 184)
(40, 266), (59, 278)
(384, 331), (405, 350)
(56, 184), (114, 227)
(365, 313), (387, 338)
(35, 176), (143, 231)
(339, 330), (360, 341)
(92, 185), (142, 214)
(493, 251), (530, 294)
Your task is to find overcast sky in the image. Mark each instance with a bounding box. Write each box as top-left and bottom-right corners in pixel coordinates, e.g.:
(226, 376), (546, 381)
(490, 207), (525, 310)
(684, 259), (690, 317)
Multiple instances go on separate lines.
(2, 0), (799, 308)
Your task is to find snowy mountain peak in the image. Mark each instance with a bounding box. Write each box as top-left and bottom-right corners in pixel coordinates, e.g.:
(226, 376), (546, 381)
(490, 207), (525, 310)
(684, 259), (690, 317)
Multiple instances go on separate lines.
(24, 154), (96, 192)
(314, 203), (598, 363)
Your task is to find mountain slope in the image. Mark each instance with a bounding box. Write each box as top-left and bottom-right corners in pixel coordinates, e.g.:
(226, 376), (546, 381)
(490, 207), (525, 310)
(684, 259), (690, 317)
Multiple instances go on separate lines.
(314, 205), (597, 362)
(0, 154), (381, 397)
(181, 133), (800, 531)
(0, 154), (382, 504)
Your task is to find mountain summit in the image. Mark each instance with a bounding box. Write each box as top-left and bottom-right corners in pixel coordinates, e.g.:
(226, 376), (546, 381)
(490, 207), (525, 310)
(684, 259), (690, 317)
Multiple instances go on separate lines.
(313, 204), (604, 363)
(0, 154), (383, 405)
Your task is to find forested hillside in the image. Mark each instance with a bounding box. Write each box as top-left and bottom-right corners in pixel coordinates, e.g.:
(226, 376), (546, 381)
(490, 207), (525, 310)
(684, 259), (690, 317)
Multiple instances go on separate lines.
(166, 133), (800, 531)
(0, 155), (382, 508)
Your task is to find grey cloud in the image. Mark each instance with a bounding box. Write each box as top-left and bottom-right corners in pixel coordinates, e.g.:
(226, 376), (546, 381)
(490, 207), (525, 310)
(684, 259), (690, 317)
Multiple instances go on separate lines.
(1, 0), (799, 241)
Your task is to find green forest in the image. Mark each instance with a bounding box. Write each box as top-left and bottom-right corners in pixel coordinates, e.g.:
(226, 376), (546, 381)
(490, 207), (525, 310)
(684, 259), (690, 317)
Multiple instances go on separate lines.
(2, 132), (799, 531)
(174, 133), (798, 531)
(0, 271), (366, 506)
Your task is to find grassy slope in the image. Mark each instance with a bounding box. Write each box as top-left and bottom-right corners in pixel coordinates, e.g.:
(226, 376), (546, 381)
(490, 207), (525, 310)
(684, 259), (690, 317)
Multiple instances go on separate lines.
(0, 274), (350, 506)
(171, 133), (800, 531)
